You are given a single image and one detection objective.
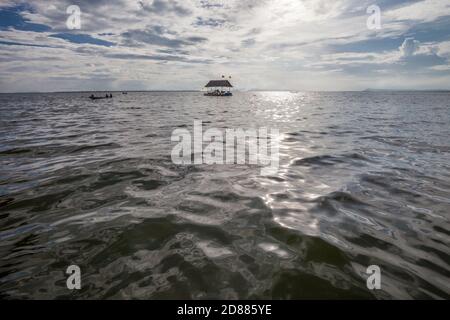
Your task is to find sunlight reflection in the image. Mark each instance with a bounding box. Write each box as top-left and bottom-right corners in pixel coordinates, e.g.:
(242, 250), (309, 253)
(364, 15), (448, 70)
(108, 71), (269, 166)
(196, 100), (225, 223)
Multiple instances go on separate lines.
(256, 124), (343, 237)
(253, 91), (307, 124)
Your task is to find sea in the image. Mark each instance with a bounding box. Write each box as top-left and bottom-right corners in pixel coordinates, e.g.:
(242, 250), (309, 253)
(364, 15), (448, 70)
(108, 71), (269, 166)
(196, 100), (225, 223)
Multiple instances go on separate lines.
(0, 91), (449, 299)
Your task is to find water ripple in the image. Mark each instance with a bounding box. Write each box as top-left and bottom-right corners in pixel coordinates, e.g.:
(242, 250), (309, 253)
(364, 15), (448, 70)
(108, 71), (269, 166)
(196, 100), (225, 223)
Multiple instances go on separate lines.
(0, 91), (449, 299)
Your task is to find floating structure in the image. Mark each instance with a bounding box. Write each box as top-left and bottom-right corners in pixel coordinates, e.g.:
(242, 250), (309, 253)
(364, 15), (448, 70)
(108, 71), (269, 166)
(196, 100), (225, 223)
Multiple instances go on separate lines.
(204, 80), (233, 96)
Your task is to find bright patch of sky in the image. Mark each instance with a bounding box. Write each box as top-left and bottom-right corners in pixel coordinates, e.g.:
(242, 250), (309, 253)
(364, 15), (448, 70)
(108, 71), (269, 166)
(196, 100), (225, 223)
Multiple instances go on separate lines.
(0, 0), (449, 92)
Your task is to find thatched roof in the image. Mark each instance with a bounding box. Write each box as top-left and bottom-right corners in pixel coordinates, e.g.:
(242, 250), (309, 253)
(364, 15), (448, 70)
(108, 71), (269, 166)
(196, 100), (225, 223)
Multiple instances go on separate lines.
(205, 80), (233, 88)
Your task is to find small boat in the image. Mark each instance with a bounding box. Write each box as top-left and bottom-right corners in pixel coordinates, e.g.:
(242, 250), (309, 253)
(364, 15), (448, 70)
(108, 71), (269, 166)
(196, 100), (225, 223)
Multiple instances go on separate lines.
(89, 94), (113, 100)
(204, 90), (232, 96)
(204, 79), (233, 97)
(122, 92), (128, 95)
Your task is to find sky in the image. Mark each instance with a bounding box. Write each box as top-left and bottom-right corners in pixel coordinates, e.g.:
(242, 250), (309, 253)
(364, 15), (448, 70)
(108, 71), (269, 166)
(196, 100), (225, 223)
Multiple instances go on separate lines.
(0, 0), (449, 92)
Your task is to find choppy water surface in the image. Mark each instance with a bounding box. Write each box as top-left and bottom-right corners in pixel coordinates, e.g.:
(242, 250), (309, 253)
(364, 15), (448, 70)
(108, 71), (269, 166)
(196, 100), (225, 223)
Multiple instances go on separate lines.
(0, 91), (449, 299)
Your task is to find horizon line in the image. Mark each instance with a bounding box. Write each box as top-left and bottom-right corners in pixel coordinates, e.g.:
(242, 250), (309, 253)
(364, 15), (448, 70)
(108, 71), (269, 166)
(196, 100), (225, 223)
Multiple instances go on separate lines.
(1, 89), (450, 94)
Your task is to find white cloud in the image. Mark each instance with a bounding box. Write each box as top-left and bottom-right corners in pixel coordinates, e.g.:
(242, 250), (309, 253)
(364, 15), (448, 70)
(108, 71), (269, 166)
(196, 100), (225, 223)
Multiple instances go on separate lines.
(385, 0), (450, 23)
(399, 37), (420, 57)
(435, 40), (450, 58)
(0, 0), (450, 92)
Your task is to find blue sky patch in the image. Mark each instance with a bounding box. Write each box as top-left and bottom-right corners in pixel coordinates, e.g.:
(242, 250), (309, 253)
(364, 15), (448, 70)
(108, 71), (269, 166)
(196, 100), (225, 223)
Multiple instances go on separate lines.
(331, 37), (403, 53)
(0, 4), (51, 32)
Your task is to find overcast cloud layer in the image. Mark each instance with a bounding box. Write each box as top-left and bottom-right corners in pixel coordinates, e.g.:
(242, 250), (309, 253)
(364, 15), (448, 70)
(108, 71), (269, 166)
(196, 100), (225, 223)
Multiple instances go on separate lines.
(0, 0), (450, 92)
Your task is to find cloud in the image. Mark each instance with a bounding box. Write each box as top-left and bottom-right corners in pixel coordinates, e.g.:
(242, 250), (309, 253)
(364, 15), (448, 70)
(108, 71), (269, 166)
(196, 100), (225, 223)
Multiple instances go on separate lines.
(0, 0), (450, 92)
(0, 39), (52, 48)
(49, 33), (115, 47)
(121, 27), (208, 48)
(386, 0), (450, 23)
(399, 37), (420, 57)
(194, 17), (226, 27)
(138, 0), (192, 17)
(104, 52), (211, 64)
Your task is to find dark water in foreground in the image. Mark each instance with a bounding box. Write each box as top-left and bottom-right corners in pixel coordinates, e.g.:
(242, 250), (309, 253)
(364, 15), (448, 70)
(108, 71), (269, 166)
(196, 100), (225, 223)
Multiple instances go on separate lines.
(0, 91), (449, 299)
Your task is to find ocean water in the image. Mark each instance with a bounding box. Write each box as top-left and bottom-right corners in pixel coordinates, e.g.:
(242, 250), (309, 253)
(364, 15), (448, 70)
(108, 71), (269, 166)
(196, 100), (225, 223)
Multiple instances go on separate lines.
(0, 91), (449, 299)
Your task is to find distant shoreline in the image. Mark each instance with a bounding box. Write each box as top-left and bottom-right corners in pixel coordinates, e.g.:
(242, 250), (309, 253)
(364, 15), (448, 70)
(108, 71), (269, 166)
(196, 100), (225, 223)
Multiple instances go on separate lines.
(0, 90), (201, 94)
(363, 89), (450, 92)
